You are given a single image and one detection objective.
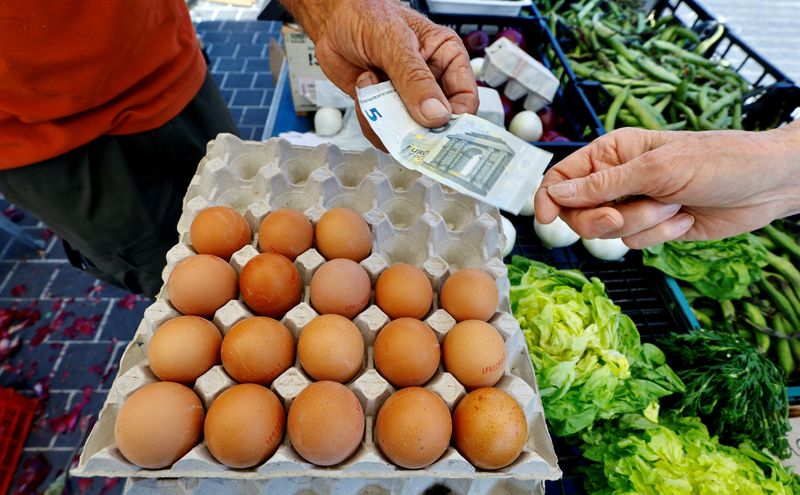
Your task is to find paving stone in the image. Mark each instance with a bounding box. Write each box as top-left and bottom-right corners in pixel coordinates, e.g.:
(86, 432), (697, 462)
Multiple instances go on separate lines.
(52, 342), (119, 390)
(101, 299), (149, 341)
(45, 266), (101, 299)
(0, 263), (54, 298)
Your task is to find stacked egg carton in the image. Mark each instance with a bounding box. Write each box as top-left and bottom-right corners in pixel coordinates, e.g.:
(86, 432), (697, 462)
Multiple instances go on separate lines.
(73, 134), (561, 493)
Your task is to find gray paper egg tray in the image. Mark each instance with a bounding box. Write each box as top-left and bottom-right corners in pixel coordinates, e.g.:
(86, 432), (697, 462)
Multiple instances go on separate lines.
(73, 134), (561, 490)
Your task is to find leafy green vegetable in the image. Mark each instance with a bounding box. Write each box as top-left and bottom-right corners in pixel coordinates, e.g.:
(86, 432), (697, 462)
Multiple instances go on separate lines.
(643, 234), (768, 300)
(508, 256), (684, 436)
(659, 330), (790, 458)
(580, 412), (800, 495)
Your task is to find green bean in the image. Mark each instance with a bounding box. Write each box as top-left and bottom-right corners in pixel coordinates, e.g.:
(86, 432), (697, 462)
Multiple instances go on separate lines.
(630, 85), (676, 96)
(695, 24), (725, 55)
(576, 0), (600, 20)
(760, 277), (800, 330)
(744, 301), (772, 354)
(668, 103), (678, 123)
(597, 52), (619, 75)
(650, 39), (718, 67)
(674, 101), (700, 130)
(604, 85), (630, 132)
(696, 67), (726, 84)
(698, 83), (711, 112)
(617, 111), (642, 128)
(663, 120), (687, 130)
(636, 12), (647, 34)
(673, 27), (700, 45)
(658, 26), (676, 42)
(676, 75), (690, 102)
(712, 113), (732, 129)
(616, 57), (644, 78)
(700, 91), (740, 121)
(653, 15), (676, 29)
(634, 54), (682, 85)
(625, 94), (665, 130)
(653, 94), (672, 113)
(698, 116), (717, 130)
(773, 315), (796, 376)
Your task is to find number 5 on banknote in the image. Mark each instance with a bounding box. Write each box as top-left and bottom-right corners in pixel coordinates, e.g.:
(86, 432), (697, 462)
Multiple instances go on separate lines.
(357, 81), (552, 215)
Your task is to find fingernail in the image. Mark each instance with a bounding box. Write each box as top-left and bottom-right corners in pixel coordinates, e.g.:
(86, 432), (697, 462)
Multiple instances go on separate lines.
(548, 182), (576, 199)
(662, 203), (682, 215)
(421, 98), (450, 121)
(674, 213), (695, 231)
(597, 214), (620, 234)
(356, 73), (378, 89)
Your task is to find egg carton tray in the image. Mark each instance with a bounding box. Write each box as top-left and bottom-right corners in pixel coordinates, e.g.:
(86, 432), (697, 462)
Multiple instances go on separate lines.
(72, 134), (561, 488)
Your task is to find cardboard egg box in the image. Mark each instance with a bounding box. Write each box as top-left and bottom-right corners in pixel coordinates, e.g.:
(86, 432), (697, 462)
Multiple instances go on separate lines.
(73, 134), (561, 489)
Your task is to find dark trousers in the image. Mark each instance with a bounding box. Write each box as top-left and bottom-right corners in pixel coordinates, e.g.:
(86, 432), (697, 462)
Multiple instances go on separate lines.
(0, 71), (239, 297)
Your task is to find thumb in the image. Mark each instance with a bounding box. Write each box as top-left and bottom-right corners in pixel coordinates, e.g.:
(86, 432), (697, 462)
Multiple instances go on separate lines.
(380, 39), (452, 128)
(545, 160), (652, 208)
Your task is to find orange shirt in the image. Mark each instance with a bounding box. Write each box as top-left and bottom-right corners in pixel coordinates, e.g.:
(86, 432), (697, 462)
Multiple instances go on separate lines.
(0, 0), (206, 169)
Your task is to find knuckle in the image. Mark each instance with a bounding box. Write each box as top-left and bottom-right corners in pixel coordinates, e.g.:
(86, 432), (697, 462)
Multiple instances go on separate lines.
(402, 64), (435, 86)
(585, 168), (615, 193)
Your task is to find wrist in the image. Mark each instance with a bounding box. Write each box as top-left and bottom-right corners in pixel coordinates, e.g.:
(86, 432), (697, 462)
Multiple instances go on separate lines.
(765, 122), (800, 218)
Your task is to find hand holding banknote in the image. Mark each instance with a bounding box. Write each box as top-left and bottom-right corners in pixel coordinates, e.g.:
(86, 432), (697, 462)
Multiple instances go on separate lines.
(281, 0), (479, 149)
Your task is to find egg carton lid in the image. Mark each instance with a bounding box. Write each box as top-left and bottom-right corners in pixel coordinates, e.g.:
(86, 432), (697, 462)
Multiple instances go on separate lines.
(72, 135), (560, 485)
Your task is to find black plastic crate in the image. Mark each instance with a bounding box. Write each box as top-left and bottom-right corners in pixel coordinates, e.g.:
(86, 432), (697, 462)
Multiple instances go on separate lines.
(541, 0), (800, 134)
(410, 0), (540, 19)
(421, 12), (604, 144)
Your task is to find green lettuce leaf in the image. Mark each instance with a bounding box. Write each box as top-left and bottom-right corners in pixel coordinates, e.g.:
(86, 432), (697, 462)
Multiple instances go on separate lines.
(643, 234), (768, 300)
(508, 256), (684, 436)
(580, 412), (800, 495)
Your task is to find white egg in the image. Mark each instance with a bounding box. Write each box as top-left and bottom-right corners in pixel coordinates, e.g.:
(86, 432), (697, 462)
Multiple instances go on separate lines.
(534, 217), (580, 248)
(314, 107), (343, 136)
(582, 237), (630, 261)
(470, 57), (485, 79)
(508, 110), (543, 142)
(500, 216), (516, 258)
(518, 176), (543, 217)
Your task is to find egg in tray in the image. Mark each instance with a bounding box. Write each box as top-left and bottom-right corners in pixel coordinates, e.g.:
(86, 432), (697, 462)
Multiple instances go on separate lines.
(72, 134), (560, 488)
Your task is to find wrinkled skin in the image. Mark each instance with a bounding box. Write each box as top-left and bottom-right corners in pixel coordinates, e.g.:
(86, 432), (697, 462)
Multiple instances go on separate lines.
(535, 124), (800, 248)
(283, 0), (478, 149)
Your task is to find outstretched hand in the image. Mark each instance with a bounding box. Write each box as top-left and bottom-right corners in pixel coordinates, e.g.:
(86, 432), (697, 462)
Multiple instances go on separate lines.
(282, 0), (478, 149)
(534, 125), (800, 248)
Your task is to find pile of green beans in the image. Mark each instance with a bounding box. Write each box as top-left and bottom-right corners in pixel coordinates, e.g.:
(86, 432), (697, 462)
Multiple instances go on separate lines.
(541, 0), (749, 131)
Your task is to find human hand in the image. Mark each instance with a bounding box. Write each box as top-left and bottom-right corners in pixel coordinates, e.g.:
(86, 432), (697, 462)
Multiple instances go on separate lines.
(282, 0), (478, 149)
(534, 125), (800, 248)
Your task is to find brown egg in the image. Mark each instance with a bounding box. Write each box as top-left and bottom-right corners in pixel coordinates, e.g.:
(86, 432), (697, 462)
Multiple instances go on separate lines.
(439, 268), (499, 322)
(443, 320), (505, 389)
(375, 388), (451, 469)
(315, 207), (372, 262)
(287, 381), (364, 466)
(115, 382), (204, 469)
(310, 259), (371, 319)
(298, 314), (364, 383)
(190, 206), (251, 261)
(375, 263), (433, 319)
(453, 388), (527, 470)
(374, 318), (440, 388)
(258, 208), (314, 261)
(167, 254), (239, 317)
(147, 316), (222, 384)
(221, 317), (295, 385)
(239, 253), (302, 318)
(204, 384), (285, 468)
